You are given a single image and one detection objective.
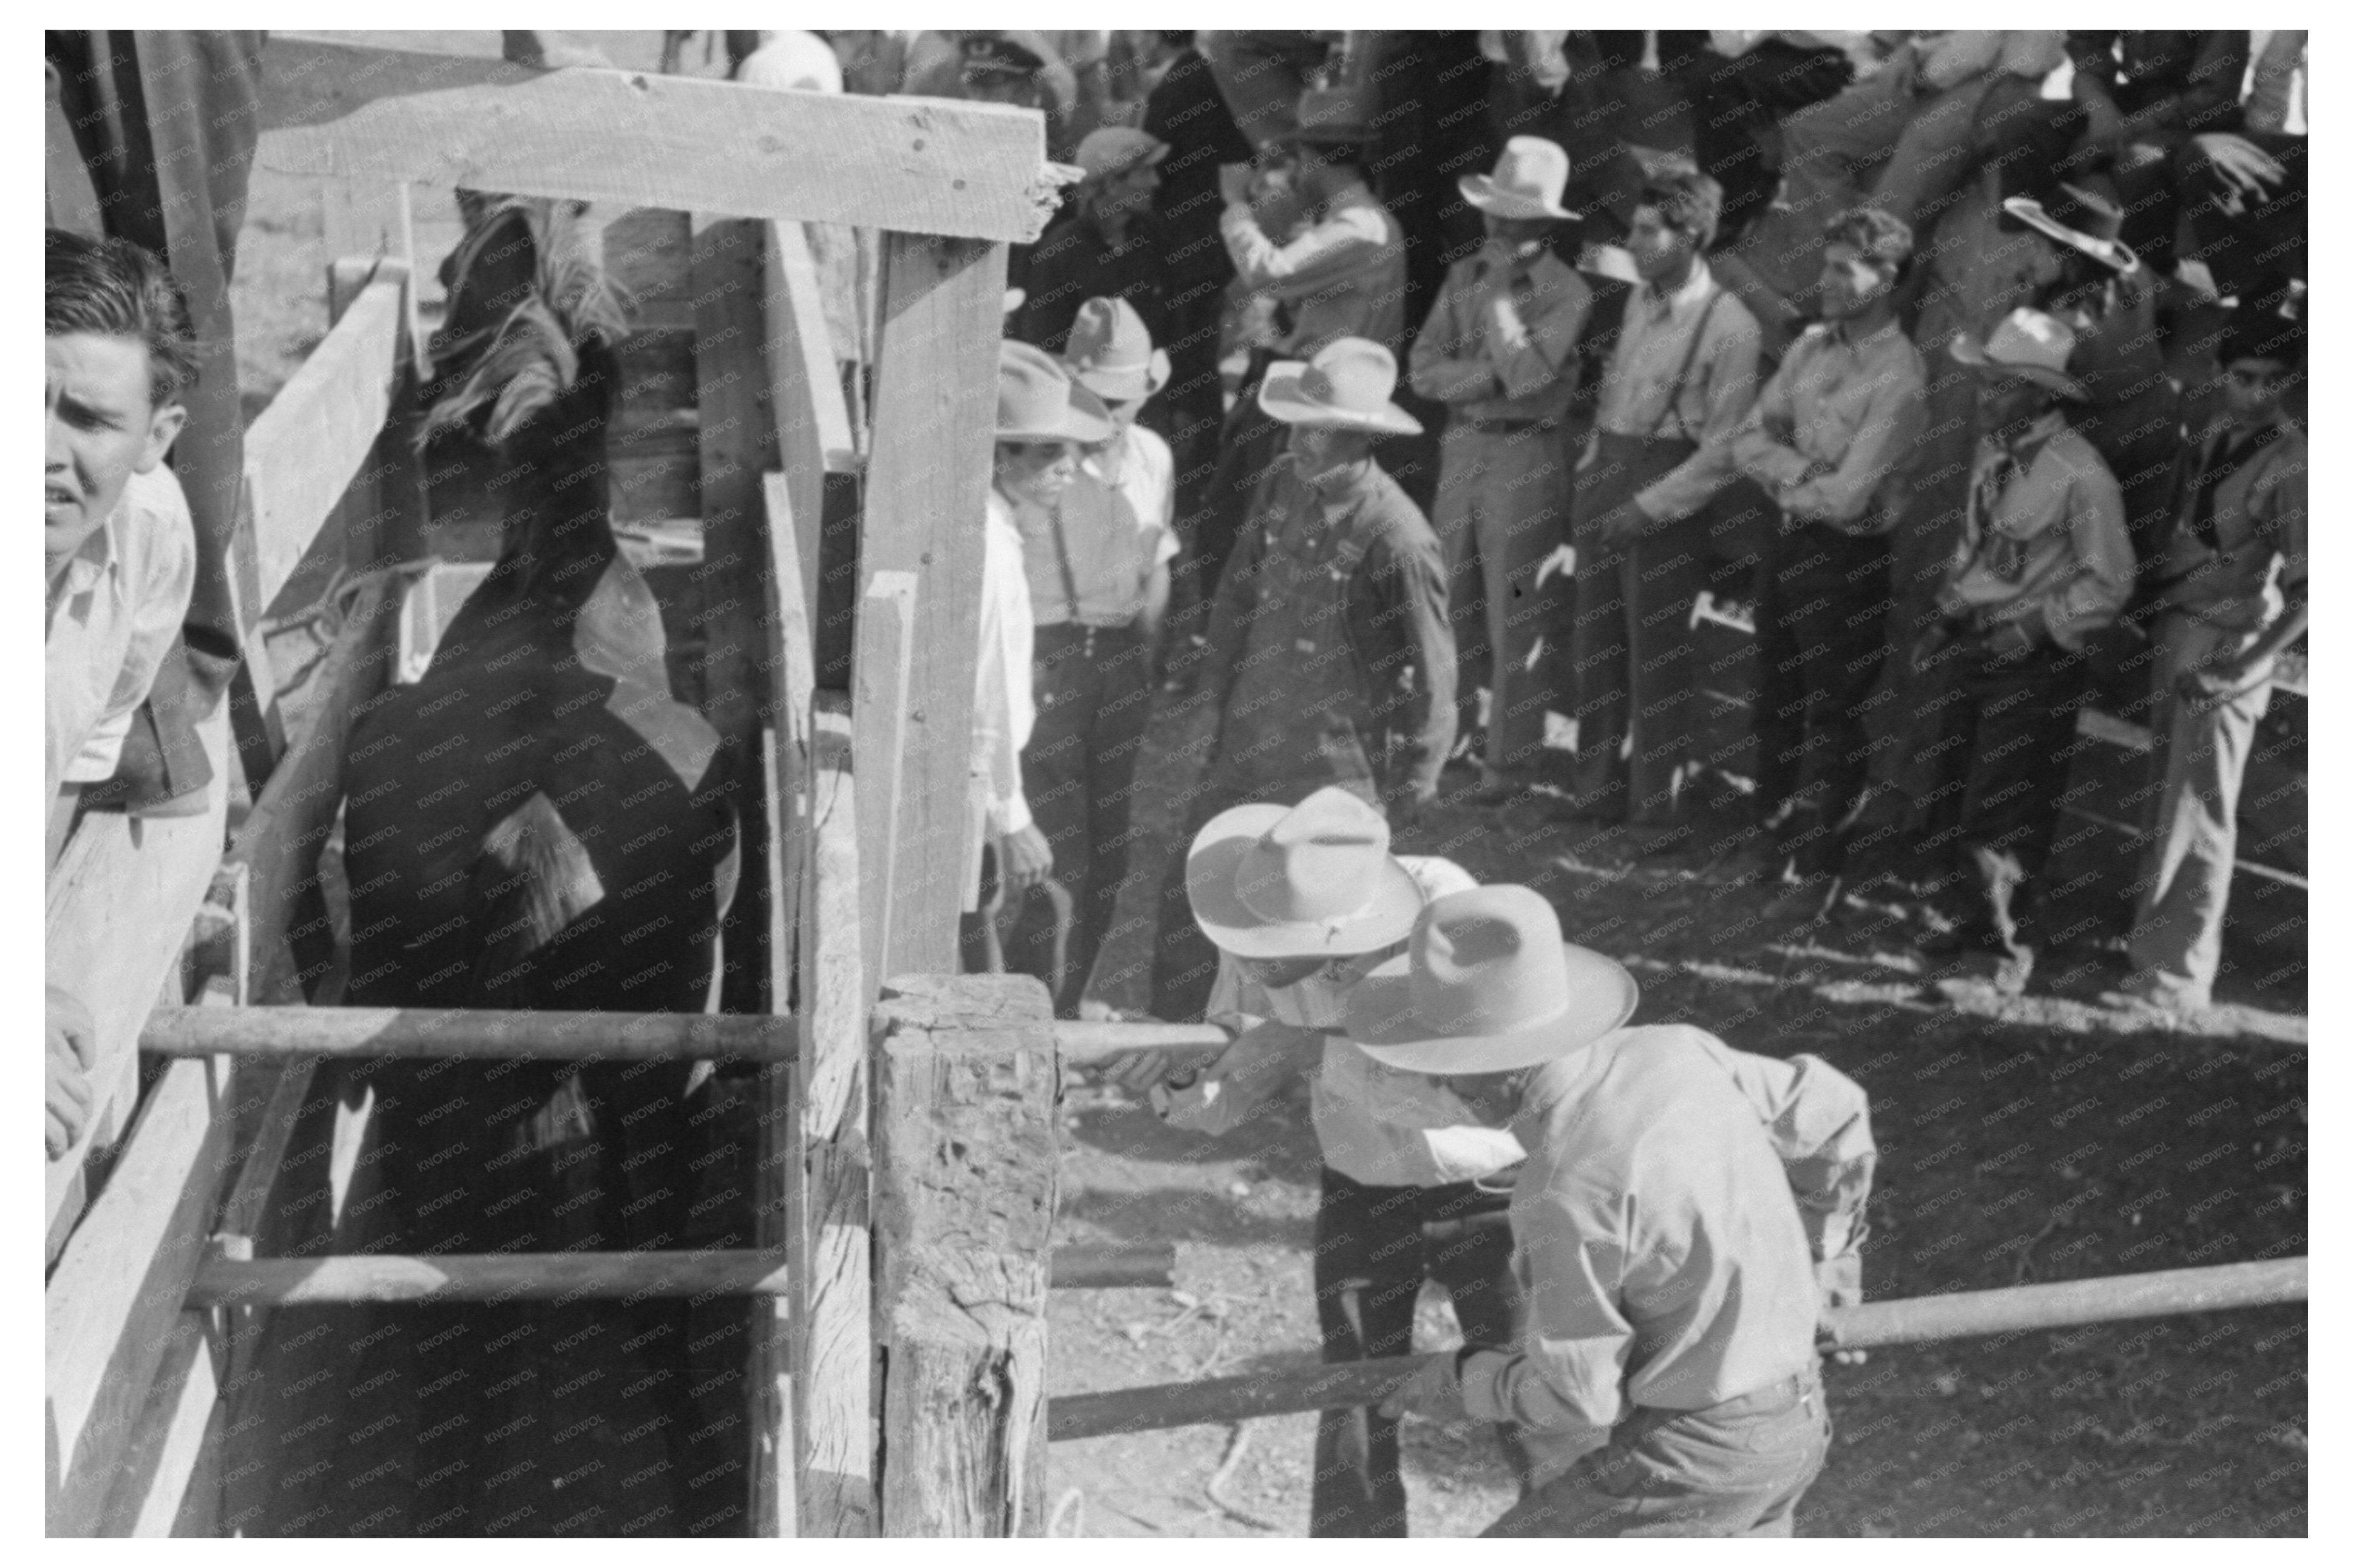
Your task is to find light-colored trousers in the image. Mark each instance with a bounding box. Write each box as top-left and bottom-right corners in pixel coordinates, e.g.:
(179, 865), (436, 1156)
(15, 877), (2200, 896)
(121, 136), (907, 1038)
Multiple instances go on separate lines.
(1432, 422), (1572, 772)
(2127, 615), (2276, 1008)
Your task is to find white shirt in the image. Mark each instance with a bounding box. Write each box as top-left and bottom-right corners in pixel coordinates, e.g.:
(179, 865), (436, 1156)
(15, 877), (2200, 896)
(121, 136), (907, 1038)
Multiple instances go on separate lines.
(1187, 856), (1528, 1187)
(45, 465), (197, 808)
(1017, 425), (1177, 627)
(970, 490), (1037, 889)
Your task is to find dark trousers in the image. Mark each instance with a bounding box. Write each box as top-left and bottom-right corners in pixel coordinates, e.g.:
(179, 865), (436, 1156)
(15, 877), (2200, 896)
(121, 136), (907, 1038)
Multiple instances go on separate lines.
(1484, 1370), (1830, 1537)
(1312, 1167), (1526, 1538)
(1753, 522), (1890, 874)
(1148, 271), (1234, 630)
(1909, 639), (2092, 950)
(1003, 624), (1154, 1013)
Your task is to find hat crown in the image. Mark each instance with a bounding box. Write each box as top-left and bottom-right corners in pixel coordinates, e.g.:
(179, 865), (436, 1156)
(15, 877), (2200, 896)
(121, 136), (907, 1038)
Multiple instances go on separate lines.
(1488, 137), (1570, 206)
(1296, 83), (1373, 143)
(1065, 296), (1154, 374)
(1409, 887), (1572, 1039)
(997, 339), (1112, 440)
(1297, 339), (1401, 417)
(1233, 788), (1393, 926)
(1985, 307), (2078, 376)
(1075, 127), (1165, 181)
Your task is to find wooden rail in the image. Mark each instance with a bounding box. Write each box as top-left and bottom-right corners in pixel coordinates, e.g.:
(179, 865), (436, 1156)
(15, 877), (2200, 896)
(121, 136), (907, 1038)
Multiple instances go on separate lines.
(1048, 1257), (2311, 1442)
(142, 1005), (797, 1061)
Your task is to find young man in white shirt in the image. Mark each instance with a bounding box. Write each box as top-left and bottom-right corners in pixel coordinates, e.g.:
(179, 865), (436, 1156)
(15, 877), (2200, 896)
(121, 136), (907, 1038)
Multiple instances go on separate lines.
(45, 228), (200, 1157)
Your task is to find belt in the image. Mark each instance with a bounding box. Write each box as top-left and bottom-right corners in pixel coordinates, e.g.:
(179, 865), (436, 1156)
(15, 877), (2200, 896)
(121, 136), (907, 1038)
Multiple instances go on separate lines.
(1457, 414), (1563, 436)
(1702, 1367), (1820, 1419)
(1034, 621), (1141, 660)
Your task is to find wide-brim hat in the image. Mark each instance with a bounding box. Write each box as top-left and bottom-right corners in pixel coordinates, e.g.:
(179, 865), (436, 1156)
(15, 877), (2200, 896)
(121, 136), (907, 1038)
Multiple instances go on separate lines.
(1460, 135), (1578, 221)
(2002, 185), (2139, 276)
(1186, 789), (1428, 960)
(1346, 886), (1639, 1073)
(1063, 295), (1170, 402)
(1950, 305), (2087, 401)
(1258, 338), (1423, 435)
(998, 340), (1117, 442)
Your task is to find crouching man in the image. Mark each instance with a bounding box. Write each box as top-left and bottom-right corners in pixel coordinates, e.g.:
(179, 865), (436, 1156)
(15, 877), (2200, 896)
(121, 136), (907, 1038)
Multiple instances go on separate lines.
(1361, 885), (1875, 1536)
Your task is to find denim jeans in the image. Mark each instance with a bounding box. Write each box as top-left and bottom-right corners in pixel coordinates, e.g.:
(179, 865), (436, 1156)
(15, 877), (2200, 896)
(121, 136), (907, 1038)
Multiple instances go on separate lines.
(1484, 1370), (1832, 1537)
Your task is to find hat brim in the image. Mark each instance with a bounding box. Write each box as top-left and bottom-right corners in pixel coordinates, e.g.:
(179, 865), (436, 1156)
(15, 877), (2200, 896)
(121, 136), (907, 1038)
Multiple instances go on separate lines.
(1087, 143), (1171, 181)
(1459, 174), (1577, 221)
(2000, 197), (2140, 277)
(1070, 347), (1171, 403)
(1948, 334), (2087, 402)
(1346, 945), (1640, 1073)
(1185, 803), (1427, 959)
(1257, 362), (1424, 436)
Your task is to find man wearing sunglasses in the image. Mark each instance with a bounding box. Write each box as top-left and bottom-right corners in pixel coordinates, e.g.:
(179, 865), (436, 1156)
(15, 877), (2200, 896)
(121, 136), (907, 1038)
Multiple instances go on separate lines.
(1108, 786), (1526, 1535)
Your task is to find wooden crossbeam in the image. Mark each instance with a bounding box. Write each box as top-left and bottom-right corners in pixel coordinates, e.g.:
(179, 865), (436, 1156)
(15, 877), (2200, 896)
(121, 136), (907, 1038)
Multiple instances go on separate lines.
(257, 36), (1055, 242)
(141, 1005), (797, 1063)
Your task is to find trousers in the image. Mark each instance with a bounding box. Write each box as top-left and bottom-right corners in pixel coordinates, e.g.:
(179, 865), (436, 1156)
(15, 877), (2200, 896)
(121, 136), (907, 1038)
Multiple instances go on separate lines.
(1483, 1370), (1831, 1537)
(1311, 1167), (1526, 1537)
(1433, 422), (1573, 772)
(2126, 615), (2275, 1008)
(1753, 522), (1891, 874)
(1003, 624), (1154, 1013)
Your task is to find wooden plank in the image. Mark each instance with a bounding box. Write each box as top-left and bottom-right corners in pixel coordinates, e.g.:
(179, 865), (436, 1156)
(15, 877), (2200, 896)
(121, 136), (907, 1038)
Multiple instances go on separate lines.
(242, 277), (405, 610)
(853, 572), (918, 1001)
(762, 224), (850, 649)
(327, 252), (432, 575)
(223, 575), (401, 1005)
(872, 975), (1058, 1537)
(144, 1005), (796, 1061)
(44, 703), (231, 1251)
(188, 1251), (795, 1306)
(45, 1054), (240, 1535)
(259, 37), (1055, 242)
(92, 1312), (223, 1536)
(860, 234), (1009, 976)
(787, 701), (875, 1536)
(691, 215), (778, 757)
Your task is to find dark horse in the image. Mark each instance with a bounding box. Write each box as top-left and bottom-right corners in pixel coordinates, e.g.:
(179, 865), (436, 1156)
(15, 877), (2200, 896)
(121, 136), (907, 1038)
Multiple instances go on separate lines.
(339, 197), (745, 1536)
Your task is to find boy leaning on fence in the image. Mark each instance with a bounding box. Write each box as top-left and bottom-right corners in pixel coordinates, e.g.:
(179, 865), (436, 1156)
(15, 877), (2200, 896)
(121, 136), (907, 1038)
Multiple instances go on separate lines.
(44, 228), (203, 1158)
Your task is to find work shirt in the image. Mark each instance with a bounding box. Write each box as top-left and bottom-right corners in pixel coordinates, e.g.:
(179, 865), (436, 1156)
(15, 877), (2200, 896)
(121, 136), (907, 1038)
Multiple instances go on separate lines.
(972, 491), (1037, 877)
(1732, 319), (1928, 536)
(1407, 242), (1591, 427)
(1592, 259), (1764, 522)
(1171, 857), (1525, 1186)
(1938, 413), (2136, 650)
(1196, 455), (1458, 800)
(45, 465), (198, 809)
(2152, 416), (2307, 634)
(1011, 437), (1177, 629)
(1221, 180), (1408, 356)
(1457, 1024), (1876, 1469)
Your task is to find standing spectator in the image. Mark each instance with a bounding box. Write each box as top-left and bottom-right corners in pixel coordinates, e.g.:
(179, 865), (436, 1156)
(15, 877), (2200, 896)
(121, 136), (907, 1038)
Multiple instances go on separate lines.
(1732, 209), (1928, 882)
(46, 228), (202, 1158)
(1014, 129), (1170, 354)
(1909, 309), (2135, 993)
(1566, 166), (1762, 834)
(1151, 339), (1455, 1021)
(1408, 137), (1591, 796)
(998, 302), (1177, 1012)
(1676, 33), (1860, 245)
(966, 345), (1114, 972)
(2068, 32), (2252, 282)
(2108, 311), (2305, 1018)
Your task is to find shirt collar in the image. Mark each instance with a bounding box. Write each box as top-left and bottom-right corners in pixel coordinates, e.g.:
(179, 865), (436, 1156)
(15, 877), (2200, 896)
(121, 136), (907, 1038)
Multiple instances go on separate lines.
(1641, 256), (1713, 314)
(1987, 409), (2067, 462)
(49, 501), (123, 615)
(1826, 316), (1903, 354)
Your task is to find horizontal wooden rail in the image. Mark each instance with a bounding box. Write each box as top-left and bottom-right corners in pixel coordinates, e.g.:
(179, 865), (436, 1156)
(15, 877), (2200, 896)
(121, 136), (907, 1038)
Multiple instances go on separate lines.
(141, 1008), (1227, 1066)
(1048, 1257), (2307, 1442)
(188, 1243), (1173, 1307)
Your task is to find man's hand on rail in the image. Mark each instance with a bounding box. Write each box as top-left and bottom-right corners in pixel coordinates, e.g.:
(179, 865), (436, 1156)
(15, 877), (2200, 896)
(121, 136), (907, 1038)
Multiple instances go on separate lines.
(46, 984), (98, 1160)
(1816, 1251), (1867, 1365)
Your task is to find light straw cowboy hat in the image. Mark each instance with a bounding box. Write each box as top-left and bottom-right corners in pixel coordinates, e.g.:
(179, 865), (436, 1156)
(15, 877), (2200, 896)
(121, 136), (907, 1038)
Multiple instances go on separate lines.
(1257, 337), (1424, 436)
(1949, 306), (2088, 402)
(1346, 885), (1639, 1073)
(1063, 296), (1170, 403)
(1186, 788), (1429, 960)
(997, 340), (1117, 442)
(1460, 136), (1579, 221)
(2002, 183), (2139, 276)
(1074, 126), (1170, 184)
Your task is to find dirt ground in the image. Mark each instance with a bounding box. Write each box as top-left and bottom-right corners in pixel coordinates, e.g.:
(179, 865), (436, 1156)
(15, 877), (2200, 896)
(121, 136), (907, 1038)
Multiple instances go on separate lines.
(232, 32), (2306, 1539)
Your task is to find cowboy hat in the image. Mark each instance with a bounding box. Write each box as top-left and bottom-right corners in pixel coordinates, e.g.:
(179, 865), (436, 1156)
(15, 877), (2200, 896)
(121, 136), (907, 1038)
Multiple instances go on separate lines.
(1063, 296), (1170, 402)
(997, 340), (1116, 442)
(1257, 338), (1424, 435)
(1347, 885), (1639, 1074)
(2002, 183), (2139, 275)
(1949, 306), (2088, 402)
(1186, 788), (1428, 960)
(1074, 127), (1170, 184)
(1460, 137), (1579, 221)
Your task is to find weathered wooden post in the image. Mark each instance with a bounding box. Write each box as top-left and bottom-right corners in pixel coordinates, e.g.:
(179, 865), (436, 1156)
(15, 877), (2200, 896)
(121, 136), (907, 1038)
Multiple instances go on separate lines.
(870, 974), (1058, 1536)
